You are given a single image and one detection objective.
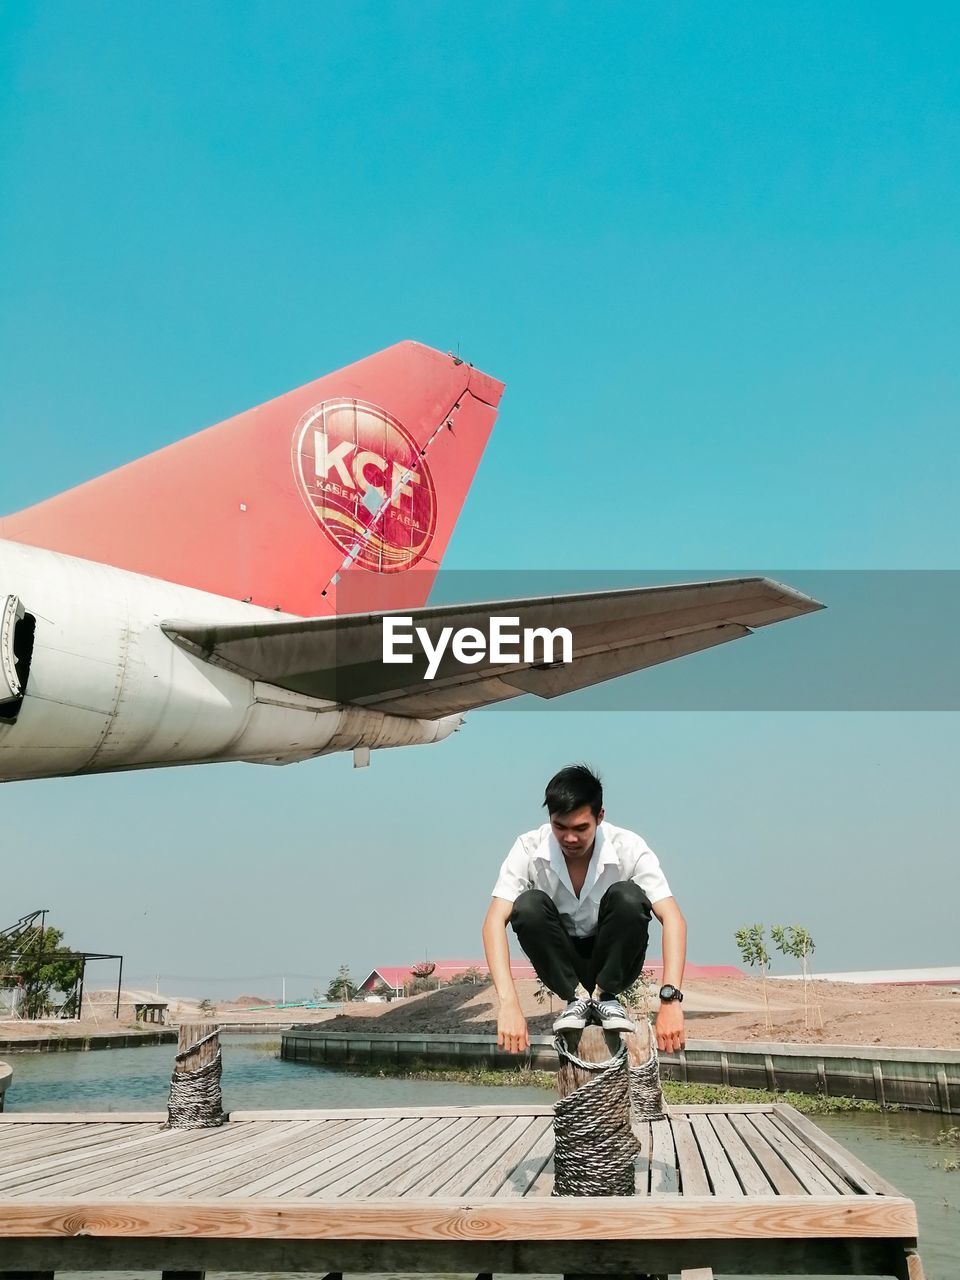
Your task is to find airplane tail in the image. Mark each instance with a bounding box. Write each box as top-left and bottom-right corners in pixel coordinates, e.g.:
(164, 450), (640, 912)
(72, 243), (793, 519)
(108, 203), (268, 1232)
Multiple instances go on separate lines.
(0, 342), (503, 616)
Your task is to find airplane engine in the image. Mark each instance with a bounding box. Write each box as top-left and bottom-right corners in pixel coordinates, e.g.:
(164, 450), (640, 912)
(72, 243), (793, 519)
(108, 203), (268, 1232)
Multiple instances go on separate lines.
(0, 540), (458, 783)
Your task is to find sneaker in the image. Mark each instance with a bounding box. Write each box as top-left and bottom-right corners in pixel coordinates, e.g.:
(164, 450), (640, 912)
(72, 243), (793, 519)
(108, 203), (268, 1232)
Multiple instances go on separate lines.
(553, 996), (593, 1032)
(594, 995), (634, 1031)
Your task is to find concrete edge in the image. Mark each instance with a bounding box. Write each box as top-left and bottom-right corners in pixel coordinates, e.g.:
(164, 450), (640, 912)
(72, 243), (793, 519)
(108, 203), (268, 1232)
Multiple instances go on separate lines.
(286, 1028), (960, 1065)
(0, 1030), (177, 1054)
(0, 1060), (12, 1110)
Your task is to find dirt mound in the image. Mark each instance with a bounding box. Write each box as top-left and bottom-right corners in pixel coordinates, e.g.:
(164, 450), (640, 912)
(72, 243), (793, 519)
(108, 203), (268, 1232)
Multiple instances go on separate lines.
(323, 980), (561, 1037)
(688, 978), (960, 1049)
(309, 976), (960, 1050)
(232, 994), (272, 1007)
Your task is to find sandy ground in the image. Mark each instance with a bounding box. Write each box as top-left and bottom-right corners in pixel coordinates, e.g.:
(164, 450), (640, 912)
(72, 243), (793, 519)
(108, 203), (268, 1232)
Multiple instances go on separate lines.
(317, 977), (960, 1050)
(2, 978), (958, 1050)
(0, 989), (307, 1040)
(0, 991), (172, 1041)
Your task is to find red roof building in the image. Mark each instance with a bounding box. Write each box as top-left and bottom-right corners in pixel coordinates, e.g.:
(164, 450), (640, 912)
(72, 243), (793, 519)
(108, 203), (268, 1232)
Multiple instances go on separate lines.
(357, 959), (537, 995)
(357, 959), (742, 995)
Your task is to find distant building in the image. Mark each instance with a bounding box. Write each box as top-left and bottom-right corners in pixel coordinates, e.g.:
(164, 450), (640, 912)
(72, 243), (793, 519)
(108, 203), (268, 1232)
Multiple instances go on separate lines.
(357, 959), (537, 997)
(357, 959), (744, 996)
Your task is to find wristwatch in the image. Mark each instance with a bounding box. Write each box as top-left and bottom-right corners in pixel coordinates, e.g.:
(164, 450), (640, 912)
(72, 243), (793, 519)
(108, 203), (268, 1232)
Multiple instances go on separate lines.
(658, 984), (683, 1003)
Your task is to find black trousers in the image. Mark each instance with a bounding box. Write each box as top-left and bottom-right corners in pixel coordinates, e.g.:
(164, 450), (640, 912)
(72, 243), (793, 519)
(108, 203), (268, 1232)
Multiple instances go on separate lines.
(510, 882), (652, 1001)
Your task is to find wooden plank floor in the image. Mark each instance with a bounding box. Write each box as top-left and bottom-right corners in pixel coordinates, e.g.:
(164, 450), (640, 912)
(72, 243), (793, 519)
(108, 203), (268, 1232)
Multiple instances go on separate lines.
(0, 1101), (899, 1204)
(0, 1103), (921, 1277)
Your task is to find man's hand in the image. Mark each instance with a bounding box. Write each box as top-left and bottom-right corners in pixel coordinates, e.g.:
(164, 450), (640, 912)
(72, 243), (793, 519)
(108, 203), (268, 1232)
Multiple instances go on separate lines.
(484, 897), (530, 1054)
(497, 1003), (529, 1054)
(650, 895), (687, 1054)
(655, 1001), (685, 1053)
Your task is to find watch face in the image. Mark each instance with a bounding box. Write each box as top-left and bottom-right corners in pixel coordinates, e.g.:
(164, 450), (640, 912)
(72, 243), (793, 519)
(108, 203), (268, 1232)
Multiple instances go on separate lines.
(659, 984), (680, 1001)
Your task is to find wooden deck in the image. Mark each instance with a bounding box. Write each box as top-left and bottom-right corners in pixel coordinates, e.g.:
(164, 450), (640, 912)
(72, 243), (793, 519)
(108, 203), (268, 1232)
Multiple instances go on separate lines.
(0, 1103), (923, 1277)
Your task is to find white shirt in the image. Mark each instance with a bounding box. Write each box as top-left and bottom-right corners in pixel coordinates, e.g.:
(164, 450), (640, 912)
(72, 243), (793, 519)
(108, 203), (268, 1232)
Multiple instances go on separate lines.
(491, 820), (673, 938)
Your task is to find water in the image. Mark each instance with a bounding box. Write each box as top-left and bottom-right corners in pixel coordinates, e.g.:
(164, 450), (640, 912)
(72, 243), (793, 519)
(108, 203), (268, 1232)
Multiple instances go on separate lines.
(3, 1035), (550, 1112)
(815, 1110), (959, 1279)
(3, 1039), (958, 1278)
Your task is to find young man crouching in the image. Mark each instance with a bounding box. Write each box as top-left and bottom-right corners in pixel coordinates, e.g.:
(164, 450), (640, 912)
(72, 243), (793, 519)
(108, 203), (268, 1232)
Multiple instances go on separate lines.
(482, 764), (686, 1054)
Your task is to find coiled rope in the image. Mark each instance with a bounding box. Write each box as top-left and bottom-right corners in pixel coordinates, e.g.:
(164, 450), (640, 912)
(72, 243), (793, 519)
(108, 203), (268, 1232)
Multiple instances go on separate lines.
(630, 1040), (666, 1124)
(552, 1032), (665, 1196)
(553, 1035), (628, 1072)
(164, 1028), (225, 1129)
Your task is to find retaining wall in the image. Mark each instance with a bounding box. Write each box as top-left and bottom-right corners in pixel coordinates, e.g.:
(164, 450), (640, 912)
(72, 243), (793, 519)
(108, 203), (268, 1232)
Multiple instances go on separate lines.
(281, 1029), (960, 1114)
(0, 1030), (176, 1055)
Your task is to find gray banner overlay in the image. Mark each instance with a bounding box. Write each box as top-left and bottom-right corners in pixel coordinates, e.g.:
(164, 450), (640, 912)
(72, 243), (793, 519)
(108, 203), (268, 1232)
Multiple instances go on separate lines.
(321, 569), (958, 711)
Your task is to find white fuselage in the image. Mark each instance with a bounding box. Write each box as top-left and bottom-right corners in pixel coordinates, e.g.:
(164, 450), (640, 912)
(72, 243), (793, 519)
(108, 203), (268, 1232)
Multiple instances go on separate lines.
(0, 539), (459, 783)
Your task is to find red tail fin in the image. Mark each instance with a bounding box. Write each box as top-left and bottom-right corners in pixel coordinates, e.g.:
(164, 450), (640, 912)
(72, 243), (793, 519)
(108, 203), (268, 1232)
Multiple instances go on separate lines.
(1, 342), (503, 616)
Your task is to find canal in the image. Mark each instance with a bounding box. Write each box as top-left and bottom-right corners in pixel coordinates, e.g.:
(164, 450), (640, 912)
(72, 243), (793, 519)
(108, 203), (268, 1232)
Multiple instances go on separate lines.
(3, 1037), (957, 1279)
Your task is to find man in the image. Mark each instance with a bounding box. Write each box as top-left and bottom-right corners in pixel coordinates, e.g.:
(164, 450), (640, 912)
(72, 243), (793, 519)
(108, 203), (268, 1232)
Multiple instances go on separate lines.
(482, 764), (686, 1054)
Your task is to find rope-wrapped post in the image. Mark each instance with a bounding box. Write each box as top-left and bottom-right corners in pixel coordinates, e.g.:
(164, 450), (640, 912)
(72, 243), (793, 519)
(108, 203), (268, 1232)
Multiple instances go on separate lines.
(553, 1019), (666, 1199)
(624, 1018), (666, 1127)
(554, 1025), (636, 1195)
(165, 1022), (225, 1129)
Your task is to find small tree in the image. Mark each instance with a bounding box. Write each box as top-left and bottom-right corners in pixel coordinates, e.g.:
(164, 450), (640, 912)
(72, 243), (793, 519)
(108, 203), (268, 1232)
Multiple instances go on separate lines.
(735, 924), (771, 1030)
(622, 966), (658, 1019)
(408, 961), (437, 995)
(372, 979), (395, 1001)
(197, 997), (217, 1015)
(0, 921), (83, 1019)
(772, 924), (822, 1029)
(532, 978), (556, 1012)
(444, 967), (487, 987)
(326, 964), (357, 1002)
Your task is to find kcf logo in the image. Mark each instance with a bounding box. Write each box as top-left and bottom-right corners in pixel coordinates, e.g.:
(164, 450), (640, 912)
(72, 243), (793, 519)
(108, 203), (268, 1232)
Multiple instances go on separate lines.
(293, 399), (438, 573)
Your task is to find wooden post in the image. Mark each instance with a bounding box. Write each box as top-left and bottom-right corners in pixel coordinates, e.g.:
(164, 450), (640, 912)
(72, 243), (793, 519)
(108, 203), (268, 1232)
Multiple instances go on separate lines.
(557, 1021), (665, 1280)
(557, 1024), (625, 1098)
(555, 1025), (636, 1196)
(166, 1022), (223, 1129)
(623, 1018), (665, 1123)
(176, 1022), (220, 1072)
(623, 1017), (652, 1066)
(903, 1248), (927, 1280)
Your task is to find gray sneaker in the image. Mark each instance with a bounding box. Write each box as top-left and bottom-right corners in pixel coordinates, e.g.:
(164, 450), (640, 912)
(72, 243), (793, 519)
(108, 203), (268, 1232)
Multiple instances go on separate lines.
(594, 996), (634, 1031)
(553, 996), (593, 1032)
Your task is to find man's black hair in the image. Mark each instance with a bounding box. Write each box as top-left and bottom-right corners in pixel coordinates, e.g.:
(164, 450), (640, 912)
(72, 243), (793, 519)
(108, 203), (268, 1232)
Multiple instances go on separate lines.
(543, 764), (603, 817)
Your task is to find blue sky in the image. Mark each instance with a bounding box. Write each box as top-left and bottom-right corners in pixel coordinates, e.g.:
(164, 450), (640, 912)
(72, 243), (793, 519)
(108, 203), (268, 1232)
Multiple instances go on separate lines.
(1, 3), (958, 994)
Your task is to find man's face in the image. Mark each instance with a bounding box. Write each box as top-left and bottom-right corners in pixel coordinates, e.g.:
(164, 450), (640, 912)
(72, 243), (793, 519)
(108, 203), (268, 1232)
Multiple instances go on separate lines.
(550, 805), (604, 860)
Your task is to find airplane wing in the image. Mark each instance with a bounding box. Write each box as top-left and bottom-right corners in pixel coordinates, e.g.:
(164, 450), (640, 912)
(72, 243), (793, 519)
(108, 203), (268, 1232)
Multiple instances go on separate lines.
(163, 577), (823, 719)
